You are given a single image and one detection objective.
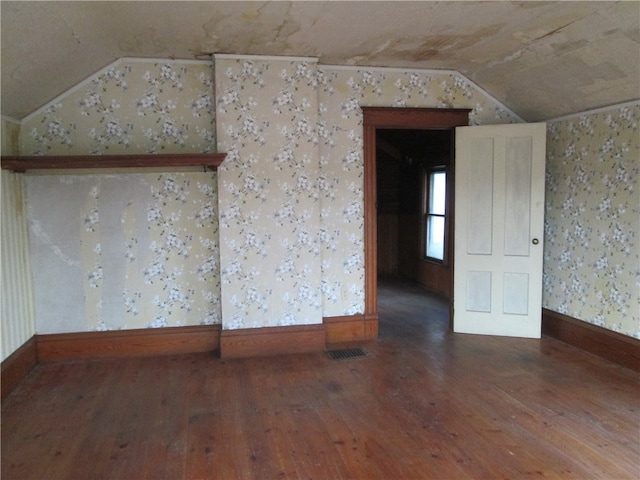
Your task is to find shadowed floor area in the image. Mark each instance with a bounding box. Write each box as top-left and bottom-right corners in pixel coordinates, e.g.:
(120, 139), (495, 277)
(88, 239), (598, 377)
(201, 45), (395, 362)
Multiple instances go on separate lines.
(2, 277), (639, 479)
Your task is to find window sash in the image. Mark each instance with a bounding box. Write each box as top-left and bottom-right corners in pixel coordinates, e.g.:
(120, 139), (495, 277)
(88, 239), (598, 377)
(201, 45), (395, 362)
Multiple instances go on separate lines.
(424, 169), (447, 262)
(428, 171), (446, 215)
(426, 214), (445, 260)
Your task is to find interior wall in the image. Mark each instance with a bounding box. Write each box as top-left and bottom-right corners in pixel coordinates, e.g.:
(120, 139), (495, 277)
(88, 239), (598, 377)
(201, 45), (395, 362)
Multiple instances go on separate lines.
(375, 146), (422, 281)
(316, 66), (521, 317)
(26, 171), (221, 333)
(18, 59), (221, 334)
(19, 59), (216, 156)
(396, 159), (422, 280)
(12, 55), (529, 337)
(214, 55), (323, 329)
(544, 102), (639, 338)
(1, 169), (35, 361)
(1, 116), (36, 361)
(376, 149), (401, 277)
(9, 55), (638, 341)
(214, 58), (519, 330)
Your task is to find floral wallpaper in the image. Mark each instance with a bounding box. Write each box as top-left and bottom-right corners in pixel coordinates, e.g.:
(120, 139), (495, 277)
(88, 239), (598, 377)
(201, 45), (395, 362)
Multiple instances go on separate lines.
(26, 172), (221, 333)
(215, 56), (322, 329)
(18, 54), (636, 340)
(214, 57), (522, 328)
(316, 66), (521, 317)
(544, 103), (639, 338)
(20, 59), (216, 155)
(20, 59), (221, 333)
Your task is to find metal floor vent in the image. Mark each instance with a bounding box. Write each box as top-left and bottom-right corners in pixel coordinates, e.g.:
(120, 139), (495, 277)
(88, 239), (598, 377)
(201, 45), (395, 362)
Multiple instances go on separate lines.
(326, 347), (367, 360)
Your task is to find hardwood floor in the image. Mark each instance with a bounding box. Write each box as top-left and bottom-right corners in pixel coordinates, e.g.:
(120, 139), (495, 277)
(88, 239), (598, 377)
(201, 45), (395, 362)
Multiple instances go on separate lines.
(2, 277), (639, 479)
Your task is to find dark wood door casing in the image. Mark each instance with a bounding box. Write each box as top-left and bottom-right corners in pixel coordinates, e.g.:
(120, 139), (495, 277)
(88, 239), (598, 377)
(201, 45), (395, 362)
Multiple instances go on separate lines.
(362, 107), (470, 326)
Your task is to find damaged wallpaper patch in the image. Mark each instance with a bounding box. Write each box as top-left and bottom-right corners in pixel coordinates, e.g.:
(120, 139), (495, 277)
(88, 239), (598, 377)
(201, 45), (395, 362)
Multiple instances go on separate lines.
(26, 172), (221, 333)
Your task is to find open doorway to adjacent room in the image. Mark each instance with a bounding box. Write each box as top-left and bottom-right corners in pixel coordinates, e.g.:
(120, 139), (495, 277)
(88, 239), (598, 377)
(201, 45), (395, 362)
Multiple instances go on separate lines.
(376, 128), (453, 298)
(361, 107), (470, 333)
(375, 128), (453, 333)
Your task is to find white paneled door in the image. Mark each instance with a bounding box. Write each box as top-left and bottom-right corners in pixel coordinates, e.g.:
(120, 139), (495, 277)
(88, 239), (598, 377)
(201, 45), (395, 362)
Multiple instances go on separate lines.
(453, 123), (546, 338)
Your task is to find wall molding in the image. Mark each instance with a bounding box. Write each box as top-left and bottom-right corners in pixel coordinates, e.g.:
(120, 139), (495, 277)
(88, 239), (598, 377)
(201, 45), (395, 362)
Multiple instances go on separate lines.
(1, 114), (21, 124)
(5, 310), (639, 398)
(220, 324), (326, 359)
(214, 53), (319, 63)
(323, 314), (378, 345)
(1, 336), (37, 400)
(2, 317), (378, 396)
(546, 99), (640, 123)
(36, 325), (221, 363)
(542, 309), (640, 372)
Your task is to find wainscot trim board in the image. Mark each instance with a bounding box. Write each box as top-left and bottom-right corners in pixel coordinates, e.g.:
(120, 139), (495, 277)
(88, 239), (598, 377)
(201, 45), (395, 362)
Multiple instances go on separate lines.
(324, 314), (379, 345)
(542, 308), (640, 372)
(36, 325), (221, 363)
(1, 336), (37, 400)
(220, 324), (326, 359)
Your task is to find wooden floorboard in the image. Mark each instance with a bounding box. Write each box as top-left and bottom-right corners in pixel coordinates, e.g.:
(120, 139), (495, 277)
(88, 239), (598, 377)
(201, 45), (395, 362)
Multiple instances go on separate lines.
(2, 277), (639, 479)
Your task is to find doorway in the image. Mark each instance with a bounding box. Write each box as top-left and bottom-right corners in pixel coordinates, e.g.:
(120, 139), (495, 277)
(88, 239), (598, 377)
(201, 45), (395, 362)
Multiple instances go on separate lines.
(361, 107), (471, 332)
(376, 128), (452, 296)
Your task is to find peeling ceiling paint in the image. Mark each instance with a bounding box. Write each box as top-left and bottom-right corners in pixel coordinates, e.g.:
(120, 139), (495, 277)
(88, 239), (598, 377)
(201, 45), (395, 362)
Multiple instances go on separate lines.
(1, 1), (638, 121)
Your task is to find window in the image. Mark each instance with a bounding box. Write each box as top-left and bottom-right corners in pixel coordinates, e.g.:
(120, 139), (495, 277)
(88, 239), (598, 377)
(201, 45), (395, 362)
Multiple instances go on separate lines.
(424, 168), (447, 261)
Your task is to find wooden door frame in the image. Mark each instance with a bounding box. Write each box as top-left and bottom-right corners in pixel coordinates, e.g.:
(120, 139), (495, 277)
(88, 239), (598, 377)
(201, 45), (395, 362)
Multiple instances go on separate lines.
(362, 107), (471, 330)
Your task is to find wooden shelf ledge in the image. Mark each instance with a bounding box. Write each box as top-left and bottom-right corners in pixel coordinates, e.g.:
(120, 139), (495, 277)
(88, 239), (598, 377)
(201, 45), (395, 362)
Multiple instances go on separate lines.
(1, 153), (226, 172)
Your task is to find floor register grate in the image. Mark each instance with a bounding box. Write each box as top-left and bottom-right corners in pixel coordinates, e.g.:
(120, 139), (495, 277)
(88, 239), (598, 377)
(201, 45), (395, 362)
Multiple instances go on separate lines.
(326, 347), (367, 360)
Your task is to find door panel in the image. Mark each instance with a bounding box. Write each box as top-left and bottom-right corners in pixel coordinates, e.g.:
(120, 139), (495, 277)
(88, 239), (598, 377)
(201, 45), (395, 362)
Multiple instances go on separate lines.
(504, 137), (532, 256)
(503, 272), (529, 315)
(454, 123), (546, 338)
(467, 140), (494, 255)
(466, 271), (492, 312)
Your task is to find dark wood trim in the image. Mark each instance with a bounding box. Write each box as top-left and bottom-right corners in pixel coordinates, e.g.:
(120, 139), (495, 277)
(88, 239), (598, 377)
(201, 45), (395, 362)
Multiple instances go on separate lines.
(1, 336), (37, 400)
(363, 122), (378, 317)
(362, 107), (471, 336)
(542, 308), (640, 372)
(36, 325), (221, 363)
(363, 313), (379, 339)
(220, 324), (326, 359)
(363, 107), (472, 128)
(1, 153), (226, 172)
(324, 314), (378, 345)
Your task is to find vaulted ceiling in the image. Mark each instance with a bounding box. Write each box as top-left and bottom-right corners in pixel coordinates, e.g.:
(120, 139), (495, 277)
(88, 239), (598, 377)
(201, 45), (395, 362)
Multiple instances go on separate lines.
(2, 1), (638, 122)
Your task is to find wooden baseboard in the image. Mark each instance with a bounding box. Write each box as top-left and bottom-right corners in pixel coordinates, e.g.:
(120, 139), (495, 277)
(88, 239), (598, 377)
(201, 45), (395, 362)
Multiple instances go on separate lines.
(1, 336), (37, 400)
(4, 316), (377, 391)
(542, 308), (640, 372)
(220, 324), (325, 359)
(323, 314), (378, 344)
(36, 324), (221, 363)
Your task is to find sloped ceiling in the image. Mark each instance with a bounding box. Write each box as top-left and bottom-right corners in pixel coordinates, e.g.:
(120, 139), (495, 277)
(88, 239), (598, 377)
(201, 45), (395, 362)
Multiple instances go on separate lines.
(2, 1), (638, 122)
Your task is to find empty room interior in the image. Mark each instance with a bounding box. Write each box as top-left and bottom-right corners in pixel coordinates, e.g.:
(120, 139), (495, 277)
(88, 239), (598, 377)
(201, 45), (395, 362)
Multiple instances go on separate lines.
(1, 2), (639, 479)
